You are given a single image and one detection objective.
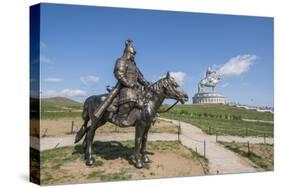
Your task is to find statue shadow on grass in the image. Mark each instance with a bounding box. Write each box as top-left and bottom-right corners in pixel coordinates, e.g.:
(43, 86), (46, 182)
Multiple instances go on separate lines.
(73, 141), (154, 166)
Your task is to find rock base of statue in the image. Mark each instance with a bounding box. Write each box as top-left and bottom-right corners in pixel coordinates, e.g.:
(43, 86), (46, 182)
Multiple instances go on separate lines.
(192, 92), (226, 104)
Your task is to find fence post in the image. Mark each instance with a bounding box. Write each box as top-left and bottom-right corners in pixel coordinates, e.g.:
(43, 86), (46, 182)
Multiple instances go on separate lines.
(42, 128), (48, 137)
(216, 132), (218, 143)
(178, 120), (181, 143)
(71, 121), (74, 134)
(247, 141), (250, 155)
(204, 140), (206, 158)
(264, 133), (266, 144)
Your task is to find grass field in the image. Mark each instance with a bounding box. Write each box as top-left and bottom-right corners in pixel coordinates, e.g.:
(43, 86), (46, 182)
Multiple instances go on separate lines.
(161, 104), (273, 121)
(161, 104), (273, 137)
(219, 142), (273, 171)
(40, 98), (274, 137)
(40, 140), (208, 185)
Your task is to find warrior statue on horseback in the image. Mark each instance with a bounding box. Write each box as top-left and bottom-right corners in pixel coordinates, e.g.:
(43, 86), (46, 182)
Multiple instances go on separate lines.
(74, 39), (188, 168)
(198, 66), (222, 93)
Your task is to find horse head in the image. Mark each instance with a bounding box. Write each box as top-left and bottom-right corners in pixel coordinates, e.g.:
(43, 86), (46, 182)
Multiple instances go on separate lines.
(161, 72), (189, 104)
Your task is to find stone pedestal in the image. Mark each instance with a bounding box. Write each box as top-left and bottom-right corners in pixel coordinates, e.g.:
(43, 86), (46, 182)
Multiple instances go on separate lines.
(192, 92), (226, 104)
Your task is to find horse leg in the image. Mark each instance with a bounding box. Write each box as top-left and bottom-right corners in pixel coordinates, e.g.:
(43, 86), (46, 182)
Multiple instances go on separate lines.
(134, 122), (146, 168)
(84, 119), (107, 166)
(141, 124), (151, 163)
(85, 120), (99, 166)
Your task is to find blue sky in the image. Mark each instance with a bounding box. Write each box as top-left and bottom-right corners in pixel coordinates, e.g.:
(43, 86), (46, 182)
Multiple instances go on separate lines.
(38, 3), (274, 107)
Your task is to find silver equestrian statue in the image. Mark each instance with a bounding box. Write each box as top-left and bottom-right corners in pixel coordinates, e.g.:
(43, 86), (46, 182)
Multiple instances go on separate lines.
(198, 67), (222, 93)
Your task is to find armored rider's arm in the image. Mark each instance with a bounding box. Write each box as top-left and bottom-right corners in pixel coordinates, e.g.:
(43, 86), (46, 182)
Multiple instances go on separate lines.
(114, 59), (134, 88)
(136, 66), (150, 87)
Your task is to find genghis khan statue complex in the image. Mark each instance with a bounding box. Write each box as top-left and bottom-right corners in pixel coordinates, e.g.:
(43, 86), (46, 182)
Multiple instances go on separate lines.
(193, 67), (226, 104)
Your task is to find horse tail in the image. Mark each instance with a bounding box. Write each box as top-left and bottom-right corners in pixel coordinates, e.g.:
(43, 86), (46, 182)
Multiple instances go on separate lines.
(74, 98), (91, 144)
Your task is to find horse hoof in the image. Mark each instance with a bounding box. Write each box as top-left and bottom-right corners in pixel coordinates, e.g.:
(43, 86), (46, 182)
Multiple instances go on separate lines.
(143, 155), (150, 163)
(86, 158), (95, 166)
(135, 161), (143, 169)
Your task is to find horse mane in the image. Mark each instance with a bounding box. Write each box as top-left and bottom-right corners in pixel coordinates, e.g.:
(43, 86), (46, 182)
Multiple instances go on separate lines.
(149, 77), (166, 94)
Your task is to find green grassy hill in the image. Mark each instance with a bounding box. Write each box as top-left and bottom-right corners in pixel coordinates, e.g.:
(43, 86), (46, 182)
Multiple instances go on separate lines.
(41, 97), (83, 119)
(41, 97), (82, 111)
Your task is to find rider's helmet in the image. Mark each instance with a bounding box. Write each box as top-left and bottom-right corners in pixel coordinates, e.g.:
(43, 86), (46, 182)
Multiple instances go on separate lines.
(124, 39), (136, 56)
(206, 66), (212, 77)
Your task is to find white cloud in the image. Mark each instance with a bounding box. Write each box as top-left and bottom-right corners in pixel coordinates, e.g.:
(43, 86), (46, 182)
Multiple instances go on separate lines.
(170, 72), (187, 85)
(42, 89), (87, 98)
(45, 77), (64, 83)
(80, 75), (100, 87)
(60, 89), (87, 97)
(217, 54), (257, 77)
(42, 90), (57, 97)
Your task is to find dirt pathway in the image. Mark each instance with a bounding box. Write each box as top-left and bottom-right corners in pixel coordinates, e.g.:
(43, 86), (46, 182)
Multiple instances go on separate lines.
(160, 118), (265, 174)
(159, 118), (273, 144)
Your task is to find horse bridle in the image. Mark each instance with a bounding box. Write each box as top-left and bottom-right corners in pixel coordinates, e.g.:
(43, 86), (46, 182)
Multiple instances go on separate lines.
(157, 100), (179, 113)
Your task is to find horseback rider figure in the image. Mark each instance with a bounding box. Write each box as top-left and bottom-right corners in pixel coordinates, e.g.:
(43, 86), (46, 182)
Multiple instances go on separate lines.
(111, 39), (150, 127)
(74, 39), (189, 168)
(198, 66), (222, 93)
(75, 39), (150, 143)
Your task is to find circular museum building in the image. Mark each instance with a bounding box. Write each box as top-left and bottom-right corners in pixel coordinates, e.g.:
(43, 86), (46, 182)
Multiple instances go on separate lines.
(192, 92), (226, 104)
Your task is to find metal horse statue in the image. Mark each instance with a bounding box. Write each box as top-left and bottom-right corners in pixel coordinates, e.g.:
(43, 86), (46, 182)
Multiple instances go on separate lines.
(75, 72), (188, 168)
(198, 67), (222, 93)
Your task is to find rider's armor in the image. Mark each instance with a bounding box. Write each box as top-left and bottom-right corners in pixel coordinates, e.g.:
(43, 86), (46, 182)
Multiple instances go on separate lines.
(112, 40), (149, 127)
(114, 58), (148, 105)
